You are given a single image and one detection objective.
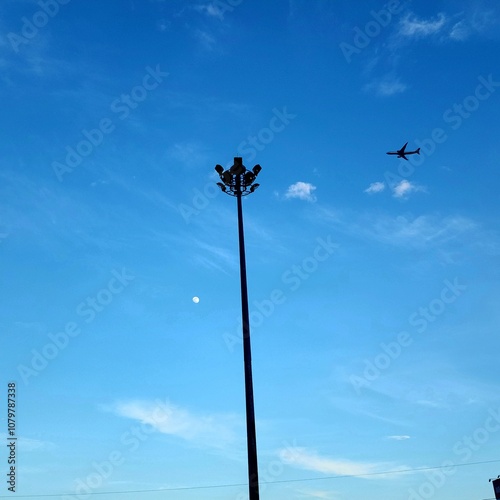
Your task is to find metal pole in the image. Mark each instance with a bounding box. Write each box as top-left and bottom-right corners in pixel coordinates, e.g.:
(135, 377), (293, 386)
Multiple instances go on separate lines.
(236, 188), (260, 500)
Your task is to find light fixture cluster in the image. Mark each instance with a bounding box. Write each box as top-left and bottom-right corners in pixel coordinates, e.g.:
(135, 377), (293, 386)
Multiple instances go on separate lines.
(215, 157), (261, 197)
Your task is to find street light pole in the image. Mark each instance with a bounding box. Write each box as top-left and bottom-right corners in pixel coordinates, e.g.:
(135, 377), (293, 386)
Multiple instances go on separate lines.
(215, 157), (261, 500)
(236, 180), (260, 499)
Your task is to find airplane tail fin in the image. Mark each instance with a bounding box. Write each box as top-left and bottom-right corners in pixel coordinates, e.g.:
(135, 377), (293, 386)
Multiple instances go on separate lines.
(416, 148), (421, 155)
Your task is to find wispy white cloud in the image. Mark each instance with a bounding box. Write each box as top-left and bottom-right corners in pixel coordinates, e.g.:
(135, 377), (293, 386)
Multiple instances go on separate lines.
(110, 399), (242, 450)
(280, 447), (407, 479)
(367, 9), (497, 96)
(366, 214), (476, 247)
(449, 20), (470, 41)
(194, 29), (216, 50)
(285, 181), (317, 202)
(364, 181), (385, 194)
(166, 141), (208, 169)
(192, 238), (237, 272)
(402, 367), (500, 409)
(450, 8), (500, 40)
(470, 7), (499, 34)
(386, 435), (411, 441)
(365, 77), (408, 97)
(317, 208), (478, 250)
(156, 18), (171, 32)
(194, 3), (226, 21)
(346, 358), (500, 414)
(0, 433), (55, 451)
(399, 12), (447, 38)
(395, 9), (500, 43)
(293, 488), (339, 499)
(391, 179), (426, 199)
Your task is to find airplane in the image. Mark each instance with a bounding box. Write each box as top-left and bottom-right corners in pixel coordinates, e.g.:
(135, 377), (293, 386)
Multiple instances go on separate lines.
(386, 142), (420, 161)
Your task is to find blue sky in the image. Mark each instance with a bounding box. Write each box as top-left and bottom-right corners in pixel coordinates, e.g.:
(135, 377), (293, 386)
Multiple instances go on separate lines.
(1, 0), (500, 499)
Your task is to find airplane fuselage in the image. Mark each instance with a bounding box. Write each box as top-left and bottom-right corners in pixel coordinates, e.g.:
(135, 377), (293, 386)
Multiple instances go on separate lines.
(386, 143), (420, 161)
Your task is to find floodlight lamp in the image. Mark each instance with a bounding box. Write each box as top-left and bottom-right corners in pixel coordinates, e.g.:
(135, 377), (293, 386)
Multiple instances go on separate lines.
(216, 182), (226, 192)
(215, 164), (224, 174)
(252, 164), (262, 175)
(249, 183), (260, 193)
(244, 171), (255, 185)
(221, 171), (232, 184)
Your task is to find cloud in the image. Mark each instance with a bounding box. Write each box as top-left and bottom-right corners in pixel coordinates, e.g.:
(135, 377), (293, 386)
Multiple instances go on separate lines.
(365, 77), (408, 97)
(110, 399), (242, 450)
(285, 181), (317, 202)
(377, 79), (407, 96)
(317, 207), (478, 250)
(395, 10), (500, 43)
(386, 435), (411, 441)
(156, 18), (171, 32)
(192, 238), (238, 273)
(449, 20), (470, 41)
(280, 447), (407, 479)
(364, 180), (425, 199)
(470, 8), (499, 36)
(391, 179), (425, 198)
(194, 3), (226, 21)
(194, 29), (216, 50)
(364, 181), (385, 194)
(398, 12), (447, 38)
(166, 141), (208, 169)
(448, 9), (500, 41)
(362, 214), (476, 248)
(293, 489), (338, 499)
(0, 434), (55, 451)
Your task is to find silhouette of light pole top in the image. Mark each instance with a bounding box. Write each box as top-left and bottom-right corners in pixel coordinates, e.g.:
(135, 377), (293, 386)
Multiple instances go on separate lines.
(215, 157), (261, 197)
(215, 156), (262, 500)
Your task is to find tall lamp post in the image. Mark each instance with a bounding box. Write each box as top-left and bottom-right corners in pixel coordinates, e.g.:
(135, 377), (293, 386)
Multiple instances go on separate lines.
(215, 157), (262, 500)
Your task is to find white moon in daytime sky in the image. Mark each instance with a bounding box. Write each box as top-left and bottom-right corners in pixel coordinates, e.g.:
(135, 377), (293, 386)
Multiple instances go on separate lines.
(192, 296), (200, 303)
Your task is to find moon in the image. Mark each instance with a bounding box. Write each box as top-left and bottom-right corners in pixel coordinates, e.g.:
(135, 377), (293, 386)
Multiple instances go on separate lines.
(192, 296), (200, 304)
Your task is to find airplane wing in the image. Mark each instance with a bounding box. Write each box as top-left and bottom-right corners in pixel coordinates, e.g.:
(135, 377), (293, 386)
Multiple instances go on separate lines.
(400, 142), (408, 153)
